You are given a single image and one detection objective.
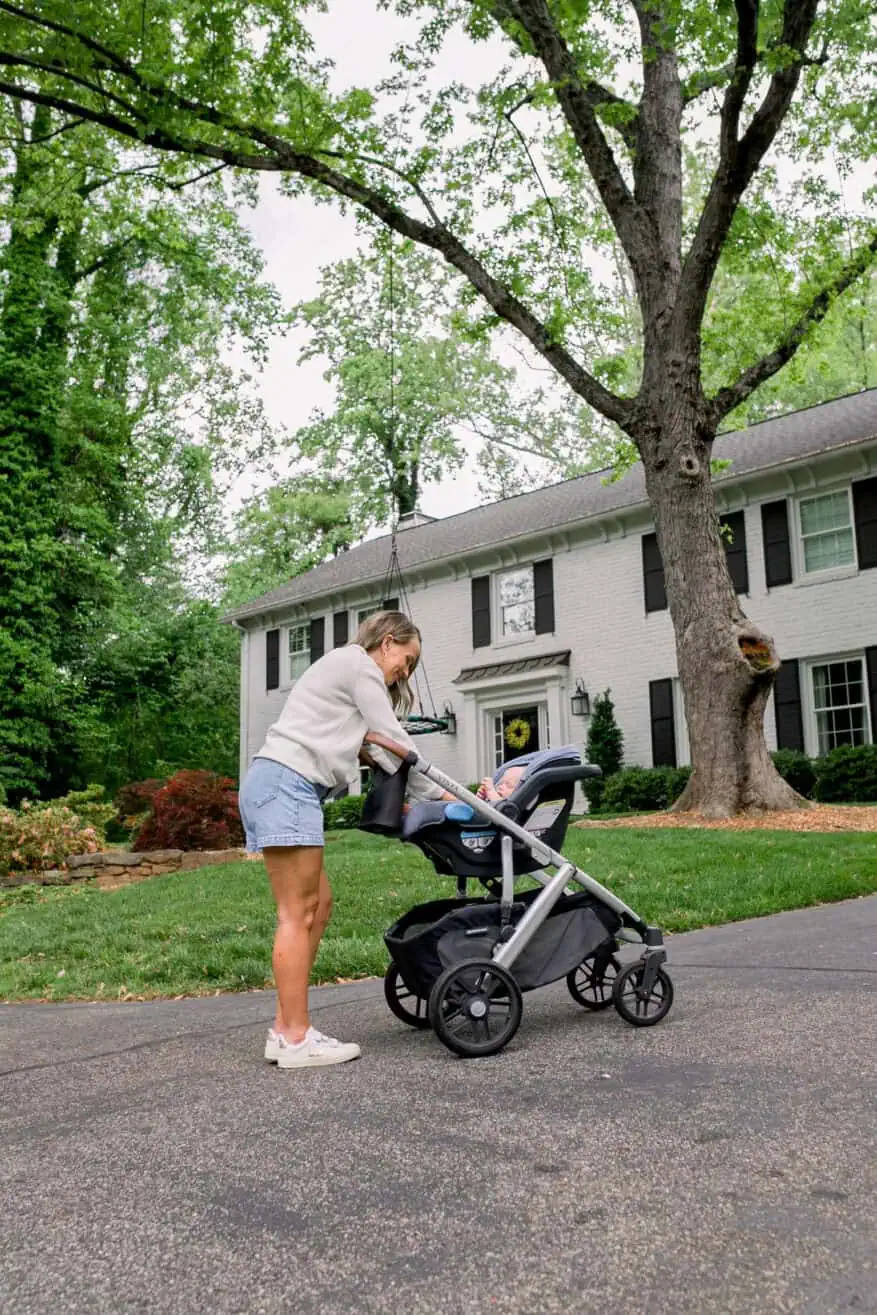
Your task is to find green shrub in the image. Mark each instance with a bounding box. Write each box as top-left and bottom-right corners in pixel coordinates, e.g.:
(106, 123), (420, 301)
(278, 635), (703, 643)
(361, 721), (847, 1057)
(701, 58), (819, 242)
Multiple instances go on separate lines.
(584, 689), (625, 811)
(324, 794), (365, 830)
(600, 765), (691, 814)
(814, 744), (877, 803)
(771, 749), (816, 799)
(0, 801), (101, 876)
(47, 785), (117, 843)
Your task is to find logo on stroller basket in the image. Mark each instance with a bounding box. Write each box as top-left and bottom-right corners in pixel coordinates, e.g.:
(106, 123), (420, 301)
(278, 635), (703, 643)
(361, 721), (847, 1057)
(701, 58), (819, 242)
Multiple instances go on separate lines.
(461, 831), (495, 852)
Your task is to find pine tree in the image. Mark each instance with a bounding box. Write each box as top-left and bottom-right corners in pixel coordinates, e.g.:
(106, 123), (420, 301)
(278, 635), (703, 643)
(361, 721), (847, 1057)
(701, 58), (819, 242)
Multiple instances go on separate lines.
(585, 690), (625, 812)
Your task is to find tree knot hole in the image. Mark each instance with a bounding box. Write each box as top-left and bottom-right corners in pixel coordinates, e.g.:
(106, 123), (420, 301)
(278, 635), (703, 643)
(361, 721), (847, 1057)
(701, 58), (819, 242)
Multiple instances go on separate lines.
(678, 450), (700, 479)
(738, 636), (775, 673)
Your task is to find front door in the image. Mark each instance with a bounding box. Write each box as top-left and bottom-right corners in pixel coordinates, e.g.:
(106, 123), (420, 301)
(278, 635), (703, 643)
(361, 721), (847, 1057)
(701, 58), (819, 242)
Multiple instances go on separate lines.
(494, 704), (541, 767)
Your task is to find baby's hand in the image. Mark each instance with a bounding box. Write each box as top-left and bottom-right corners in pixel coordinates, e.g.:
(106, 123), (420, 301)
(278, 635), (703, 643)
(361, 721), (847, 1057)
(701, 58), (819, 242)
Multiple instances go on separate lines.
(476, 776), (494, 799)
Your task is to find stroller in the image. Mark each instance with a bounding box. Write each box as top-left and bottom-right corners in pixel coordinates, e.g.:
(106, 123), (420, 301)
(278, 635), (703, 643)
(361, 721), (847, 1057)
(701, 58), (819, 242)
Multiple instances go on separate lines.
(359, 732), (673, 1058)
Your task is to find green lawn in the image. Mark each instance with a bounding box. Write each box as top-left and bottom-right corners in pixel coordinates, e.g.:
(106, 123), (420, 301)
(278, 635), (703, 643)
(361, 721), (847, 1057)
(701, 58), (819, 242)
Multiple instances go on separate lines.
(2, 826), (876, 1002)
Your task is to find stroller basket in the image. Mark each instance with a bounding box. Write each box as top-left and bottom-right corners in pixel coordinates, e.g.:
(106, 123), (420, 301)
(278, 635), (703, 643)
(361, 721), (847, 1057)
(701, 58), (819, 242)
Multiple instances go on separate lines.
(385, 889), (621, 998)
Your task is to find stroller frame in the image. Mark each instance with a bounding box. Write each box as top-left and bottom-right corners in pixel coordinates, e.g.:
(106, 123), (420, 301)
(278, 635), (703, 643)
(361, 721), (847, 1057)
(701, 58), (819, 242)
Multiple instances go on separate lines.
(366, 732), (672, 1057)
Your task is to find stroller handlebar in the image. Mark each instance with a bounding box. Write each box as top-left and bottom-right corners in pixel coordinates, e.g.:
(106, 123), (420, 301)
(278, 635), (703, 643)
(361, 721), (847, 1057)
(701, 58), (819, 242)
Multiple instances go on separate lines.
(364, 731), (419, 764)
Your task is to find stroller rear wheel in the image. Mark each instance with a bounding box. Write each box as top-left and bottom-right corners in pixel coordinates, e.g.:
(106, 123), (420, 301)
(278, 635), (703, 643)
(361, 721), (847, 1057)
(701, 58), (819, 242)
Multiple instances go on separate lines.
(383, 964), (431, 1029)
(612, 959), (674, 1026)
(428, 958), (522, 1058)
(566, 948), (621, 1010)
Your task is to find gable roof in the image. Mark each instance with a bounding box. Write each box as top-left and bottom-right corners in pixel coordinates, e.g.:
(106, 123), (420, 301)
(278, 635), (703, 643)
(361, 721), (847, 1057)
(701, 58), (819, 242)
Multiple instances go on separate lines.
(225, 388), (877, 623)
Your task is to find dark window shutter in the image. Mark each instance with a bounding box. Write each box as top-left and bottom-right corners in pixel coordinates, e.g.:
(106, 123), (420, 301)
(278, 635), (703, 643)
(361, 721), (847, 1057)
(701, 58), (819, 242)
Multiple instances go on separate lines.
(471, 576), (491, 649)
(309, 618), (325, 664)
(382, 596), (399, 611)
(721, 510), (749, 594)
(642, 534), (667, 612)
(773, 658), (804, 752)
(266, 628), (280, 691)
(852, 476), (877, 570)
(761, 500), (792, 587)
(866, 647), (877, 741)
(533, 559), (555, 635)
(333, 611), (349, 648)
(649, 679), (677, 767)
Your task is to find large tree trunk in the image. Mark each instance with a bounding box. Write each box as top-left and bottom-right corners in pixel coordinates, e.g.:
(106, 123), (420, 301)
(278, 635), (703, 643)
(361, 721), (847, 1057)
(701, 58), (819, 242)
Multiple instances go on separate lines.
(638, 401), (806, 819)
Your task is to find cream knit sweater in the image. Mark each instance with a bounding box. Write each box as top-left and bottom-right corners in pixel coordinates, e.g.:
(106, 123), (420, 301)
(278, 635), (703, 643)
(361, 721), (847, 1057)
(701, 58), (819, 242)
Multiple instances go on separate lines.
(255, 644), (446, 801)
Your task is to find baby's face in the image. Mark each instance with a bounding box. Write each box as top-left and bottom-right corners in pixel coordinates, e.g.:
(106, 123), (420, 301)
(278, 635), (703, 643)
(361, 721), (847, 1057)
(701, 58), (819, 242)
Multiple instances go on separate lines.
(496, 768), (523, 797)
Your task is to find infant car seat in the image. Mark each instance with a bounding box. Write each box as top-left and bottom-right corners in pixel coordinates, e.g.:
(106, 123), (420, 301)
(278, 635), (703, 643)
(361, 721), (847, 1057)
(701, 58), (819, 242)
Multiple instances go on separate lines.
(402, 744), (596, 879)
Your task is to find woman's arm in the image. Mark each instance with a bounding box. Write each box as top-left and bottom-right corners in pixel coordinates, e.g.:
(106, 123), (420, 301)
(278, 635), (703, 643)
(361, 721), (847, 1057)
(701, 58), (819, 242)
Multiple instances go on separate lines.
(352, 662), (447, 800)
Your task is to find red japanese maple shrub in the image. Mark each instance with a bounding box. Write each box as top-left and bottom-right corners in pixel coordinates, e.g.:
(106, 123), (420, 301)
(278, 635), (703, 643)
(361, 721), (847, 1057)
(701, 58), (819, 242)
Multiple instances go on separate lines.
(132, 770), (244, 852)
(115, 778), (167, 820)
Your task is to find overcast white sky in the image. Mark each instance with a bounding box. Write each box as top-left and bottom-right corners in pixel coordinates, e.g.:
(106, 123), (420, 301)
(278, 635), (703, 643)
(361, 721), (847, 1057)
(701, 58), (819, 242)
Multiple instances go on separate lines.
(228, 0), (514, 522)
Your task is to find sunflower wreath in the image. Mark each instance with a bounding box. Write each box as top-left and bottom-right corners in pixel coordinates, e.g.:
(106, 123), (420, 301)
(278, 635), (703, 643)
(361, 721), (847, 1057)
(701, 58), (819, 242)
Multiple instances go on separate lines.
(504, 717), (532, 751)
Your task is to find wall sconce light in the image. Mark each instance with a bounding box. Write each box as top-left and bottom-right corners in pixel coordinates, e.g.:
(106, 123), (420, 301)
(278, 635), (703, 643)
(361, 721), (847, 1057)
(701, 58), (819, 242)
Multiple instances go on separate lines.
(570, 680), (590, 718)
(442, 702), (457, 735)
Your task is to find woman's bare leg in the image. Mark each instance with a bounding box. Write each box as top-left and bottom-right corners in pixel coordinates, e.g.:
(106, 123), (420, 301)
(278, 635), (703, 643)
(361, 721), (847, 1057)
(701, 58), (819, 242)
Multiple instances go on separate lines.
(263, 846), (327, 1042)
(270, 864), (332, 1036)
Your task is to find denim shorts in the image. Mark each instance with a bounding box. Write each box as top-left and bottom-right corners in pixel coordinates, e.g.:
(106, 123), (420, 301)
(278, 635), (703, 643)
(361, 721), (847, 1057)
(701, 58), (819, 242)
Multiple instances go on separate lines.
(238, 758), (329, 851)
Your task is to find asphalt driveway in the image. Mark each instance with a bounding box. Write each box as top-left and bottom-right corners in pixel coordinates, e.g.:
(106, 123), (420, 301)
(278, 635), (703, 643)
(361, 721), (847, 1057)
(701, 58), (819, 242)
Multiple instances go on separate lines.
(1, 895), (876, 1315)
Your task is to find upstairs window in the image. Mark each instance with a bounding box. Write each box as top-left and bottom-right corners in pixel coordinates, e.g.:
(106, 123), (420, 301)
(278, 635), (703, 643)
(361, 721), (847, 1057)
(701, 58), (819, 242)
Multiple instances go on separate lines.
(287, 624), (310, 683)
(472, 561), (553, 649)
(498, 567), (535, 638)
(798, 491), (855, 574)
(357, 597), (398, 627)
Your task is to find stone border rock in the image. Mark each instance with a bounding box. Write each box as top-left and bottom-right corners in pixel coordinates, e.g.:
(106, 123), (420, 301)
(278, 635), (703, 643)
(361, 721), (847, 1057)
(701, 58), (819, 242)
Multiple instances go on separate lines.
(1, 848), (250, 890)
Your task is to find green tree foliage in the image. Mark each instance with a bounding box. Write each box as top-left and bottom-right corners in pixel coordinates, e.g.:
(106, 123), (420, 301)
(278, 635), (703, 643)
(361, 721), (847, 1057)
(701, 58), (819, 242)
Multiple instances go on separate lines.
(220, 476), (360, 609)
(0, 102), (284, 798)
(289, 241), (611, 517)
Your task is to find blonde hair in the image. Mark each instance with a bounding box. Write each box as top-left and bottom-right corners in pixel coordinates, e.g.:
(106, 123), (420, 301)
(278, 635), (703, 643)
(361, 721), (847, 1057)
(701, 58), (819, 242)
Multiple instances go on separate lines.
(354, 610), (421, 716)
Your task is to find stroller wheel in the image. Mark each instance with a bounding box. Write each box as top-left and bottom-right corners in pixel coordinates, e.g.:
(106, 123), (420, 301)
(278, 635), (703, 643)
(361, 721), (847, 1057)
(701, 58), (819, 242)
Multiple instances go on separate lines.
(612, 960), (674, 1027)
(566, 950), (622, 1011)
(428, 958), (522, 1058)
(384, 965), (431, 1030)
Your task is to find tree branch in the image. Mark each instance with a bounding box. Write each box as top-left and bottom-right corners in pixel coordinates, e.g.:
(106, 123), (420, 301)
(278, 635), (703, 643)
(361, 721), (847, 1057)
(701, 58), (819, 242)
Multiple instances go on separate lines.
(675, 0), (820, 342)
(0, 68), (632, 429)
(473, 0), (652, 278)
(708, 228), (877, 422)
(0, 79), (281, 169)
(73, 235), (139, 283)
(0, 50), (147, 122)
(682, 44), (829, 107)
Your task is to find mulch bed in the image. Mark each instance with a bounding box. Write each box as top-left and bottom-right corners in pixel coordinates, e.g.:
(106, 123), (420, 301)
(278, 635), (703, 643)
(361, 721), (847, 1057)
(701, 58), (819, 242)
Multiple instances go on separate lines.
(574, 804), (877, 832)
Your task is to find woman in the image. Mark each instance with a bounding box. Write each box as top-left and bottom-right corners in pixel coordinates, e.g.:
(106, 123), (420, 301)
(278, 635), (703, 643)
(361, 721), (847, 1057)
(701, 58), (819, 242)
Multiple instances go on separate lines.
(238, 610), (449, 1070)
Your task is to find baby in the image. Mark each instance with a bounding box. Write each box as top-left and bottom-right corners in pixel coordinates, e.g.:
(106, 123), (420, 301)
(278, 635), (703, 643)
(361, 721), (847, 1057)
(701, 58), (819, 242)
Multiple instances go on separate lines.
(476, 764), (525, 802)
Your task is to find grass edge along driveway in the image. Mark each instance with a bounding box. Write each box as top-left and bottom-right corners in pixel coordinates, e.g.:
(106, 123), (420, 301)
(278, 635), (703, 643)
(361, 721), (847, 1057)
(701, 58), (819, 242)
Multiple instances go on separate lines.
(2, 826), (876, 1002)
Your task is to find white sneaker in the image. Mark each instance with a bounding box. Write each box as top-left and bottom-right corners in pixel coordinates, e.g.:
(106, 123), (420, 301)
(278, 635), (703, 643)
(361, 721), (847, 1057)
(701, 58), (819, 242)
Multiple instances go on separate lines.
(264, 1029), (282, 1063)
(276, 1027), (361, 1069)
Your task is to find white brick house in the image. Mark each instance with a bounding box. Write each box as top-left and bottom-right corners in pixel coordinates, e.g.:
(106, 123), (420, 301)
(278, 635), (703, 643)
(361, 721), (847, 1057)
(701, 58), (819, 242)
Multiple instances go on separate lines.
(225, 390), (877, 790)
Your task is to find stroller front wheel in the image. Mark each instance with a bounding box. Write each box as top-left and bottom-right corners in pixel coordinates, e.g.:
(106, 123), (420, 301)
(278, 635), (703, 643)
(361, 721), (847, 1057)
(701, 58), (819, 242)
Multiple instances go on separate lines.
(428, 958), (522, 1058)
(384, 964), (431, 1029)
(612, 959), (674, 1027)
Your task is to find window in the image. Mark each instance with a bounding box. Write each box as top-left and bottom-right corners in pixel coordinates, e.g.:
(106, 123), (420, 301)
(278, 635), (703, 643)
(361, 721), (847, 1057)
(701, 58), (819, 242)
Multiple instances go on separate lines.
(798, 491), (855, 574)
(811, 659), (869, 755)
(357, 597), (399, 627)
(498, 567), (535, 638)
(287, 624), (310, 683)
